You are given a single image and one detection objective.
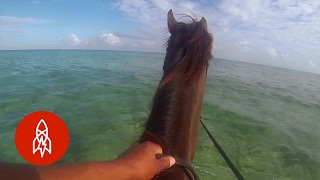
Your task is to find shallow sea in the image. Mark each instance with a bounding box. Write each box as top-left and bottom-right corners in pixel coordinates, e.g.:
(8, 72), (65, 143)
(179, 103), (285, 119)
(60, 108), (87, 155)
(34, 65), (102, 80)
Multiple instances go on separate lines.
(0, 50), (319, 179)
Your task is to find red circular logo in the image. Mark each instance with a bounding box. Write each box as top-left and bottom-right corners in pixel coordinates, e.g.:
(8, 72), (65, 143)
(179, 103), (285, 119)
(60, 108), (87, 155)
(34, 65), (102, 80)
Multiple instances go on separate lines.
(15, 111), (70, 166)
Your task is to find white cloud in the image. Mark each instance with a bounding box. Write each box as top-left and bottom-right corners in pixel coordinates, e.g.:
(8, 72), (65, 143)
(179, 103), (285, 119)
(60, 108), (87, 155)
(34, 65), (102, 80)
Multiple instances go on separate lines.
(239, 41), (249, 45)
(60, 32), (121, 48)
(141, 40), (154, 45)
(60, 34), (81, 46)
(113, 31), (149, 40)
(62, 31), (160, 52)
(0, 16), (54, 25)
(309, 60), (315, 68)
(113, 0), (320, 74)
(113, 0), (207, 28)
(67, 34), (80, 45)
(0, 16), (55, 50)
(2, 0), (319, 73)
(94, 31), (121, 46)
(267, 47), (277, 57)
(244, 46), (250, 52)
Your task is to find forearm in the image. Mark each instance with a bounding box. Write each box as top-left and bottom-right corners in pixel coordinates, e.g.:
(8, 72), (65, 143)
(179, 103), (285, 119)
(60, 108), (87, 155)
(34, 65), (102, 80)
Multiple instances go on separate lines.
(1, 161), (135, 180)
(0, 141), (173, 180)
(0, 162), (40, 180)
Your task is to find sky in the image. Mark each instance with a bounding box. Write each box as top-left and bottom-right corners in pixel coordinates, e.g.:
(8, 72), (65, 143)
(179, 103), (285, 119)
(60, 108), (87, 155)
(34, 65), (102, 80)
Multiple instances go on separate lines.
(0, 0), (319, 74)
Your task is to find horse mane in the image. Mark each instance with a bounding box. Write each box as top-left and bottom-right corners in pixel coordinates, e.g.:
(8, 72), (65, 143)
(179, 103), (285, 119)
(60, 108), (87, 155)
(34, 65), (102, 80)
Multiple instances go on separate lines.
(159, 17), (213, 88)
(140, 15), (213, 155)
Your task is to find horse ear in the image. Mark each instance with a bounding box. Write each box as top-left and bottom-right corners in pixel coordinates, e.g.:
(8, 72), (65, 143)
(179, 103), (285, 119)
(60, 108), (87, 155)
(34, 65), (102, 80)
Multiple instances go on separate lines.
(199, 17), (208, 31)
(167, 9), (177, 33)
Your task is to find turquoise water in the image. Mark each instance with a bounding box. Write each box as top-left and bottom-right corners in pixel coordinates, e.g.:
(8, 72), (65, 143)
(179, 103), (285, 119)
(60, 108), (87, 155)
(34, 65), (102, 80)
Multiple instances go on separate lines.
(0, 50), (319, 179)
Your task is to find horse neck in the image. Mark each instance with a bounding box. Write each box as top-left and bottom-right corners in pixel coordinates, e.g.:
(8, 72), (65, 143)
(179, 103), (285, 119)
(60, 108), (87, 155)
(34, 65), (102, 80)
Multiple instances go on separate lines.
(139, 68), (207, 165)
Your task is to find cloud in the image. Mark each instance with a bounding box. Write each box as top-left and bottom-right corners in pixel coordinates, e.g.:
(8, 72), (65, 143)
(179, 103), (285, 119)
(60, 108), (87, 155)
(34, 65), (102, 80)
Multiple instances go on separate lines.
(141, 40), (154, 45)
(309, 60), (315, 68)
(113, 0), (320, 73)
(113, 0), (204, 28)
(0, 16), (55, 49)
(93, 31), (121, 46)
(239, 41), (249, 45)
(267, 47), (277, 57)
(0, 16), (54, 25)
(244, 46), (250, 52)
(113, 31), (150, 40)
(64, 34), (81, 45)
(58, 31), (164, 52)
(1, 0), (319, 73)
(60, 32), (121, 48)
(0, 16), (54, 36)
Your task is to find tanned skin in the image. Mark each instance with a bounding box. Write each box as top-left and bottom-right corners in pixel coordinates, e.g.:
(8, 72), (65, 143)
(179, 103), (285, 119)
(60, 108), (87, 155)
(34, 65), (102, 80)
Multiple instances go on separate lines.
(0, 141), (175, 180)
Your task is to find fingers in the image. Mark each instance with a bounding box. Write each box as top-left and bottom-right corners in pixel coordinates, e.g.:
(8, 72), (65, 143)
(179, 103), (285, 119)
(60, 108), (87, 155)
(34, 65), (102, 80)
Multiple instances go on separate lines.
(141, 141), (163, 155)
(158, 156), (175, 169)
(141, 141), (176, 172)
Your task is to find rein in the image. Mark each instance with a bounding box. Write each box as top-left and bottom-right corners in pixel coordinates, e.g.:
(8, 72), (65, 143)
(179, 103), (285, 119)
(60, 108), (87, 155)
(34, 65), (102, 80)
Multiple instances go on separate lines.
(156, 118), (244, 180)
(200, 118), (245, 180)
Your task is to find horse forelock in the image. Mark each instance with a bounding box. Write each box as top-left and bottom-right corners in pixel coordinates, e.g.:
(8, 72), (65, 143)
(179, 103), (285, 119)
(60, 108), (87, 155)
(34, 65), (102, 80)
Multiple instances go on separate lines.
(159, 19), (213, 89)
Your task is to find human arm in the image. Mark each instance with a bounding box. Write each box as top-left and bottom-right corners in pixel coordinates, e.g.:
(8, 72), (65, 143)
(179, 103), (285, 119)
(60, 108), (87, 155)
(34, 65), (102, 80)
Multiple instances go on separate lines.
(0, 141), (175, 180)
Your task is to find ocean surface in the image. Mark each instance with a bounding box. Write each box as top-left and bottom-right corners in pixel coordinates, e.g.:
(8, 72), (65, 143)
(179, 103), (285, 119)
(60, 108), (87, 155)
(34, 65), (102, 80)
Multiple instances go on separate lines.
(0, 50), (319, 180)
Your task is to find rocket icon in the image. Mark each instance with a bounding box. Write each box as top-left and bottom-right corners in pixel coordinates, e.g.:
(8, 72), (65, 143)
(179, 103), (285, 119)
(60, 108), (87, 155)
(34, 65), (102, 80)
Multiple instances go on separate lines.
(33, 119), (52, 158)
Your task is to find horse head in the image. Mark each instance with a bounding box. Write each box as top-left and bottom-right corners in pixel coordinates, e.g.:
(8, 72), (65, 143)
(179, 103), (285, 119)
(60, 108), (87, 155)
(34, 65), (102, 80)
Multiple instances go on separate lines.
(139, 9), (213, 180)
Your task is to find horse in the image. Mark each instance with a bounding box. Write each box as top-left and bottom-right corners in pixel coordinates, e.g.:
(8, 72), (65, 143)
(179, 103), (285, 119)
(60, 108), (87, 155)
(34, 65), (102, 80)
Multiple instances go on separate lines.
(139, 9), (213, 180)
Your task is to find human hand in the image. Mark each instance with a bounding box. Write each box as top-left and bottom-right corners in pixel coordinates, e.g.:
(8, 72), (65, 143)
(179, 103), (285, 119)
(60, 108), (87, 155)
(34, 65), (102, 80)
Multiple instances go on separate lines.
(0, 142), (175, 180)
(116, 141), (175, 180)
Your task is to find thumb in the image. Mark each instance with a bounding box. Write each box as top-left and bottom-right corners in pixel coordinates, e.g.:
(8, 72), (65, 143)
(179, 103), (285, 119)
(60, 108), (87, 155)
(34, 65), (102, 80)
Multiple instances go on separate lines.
(157, 156), (175, 170)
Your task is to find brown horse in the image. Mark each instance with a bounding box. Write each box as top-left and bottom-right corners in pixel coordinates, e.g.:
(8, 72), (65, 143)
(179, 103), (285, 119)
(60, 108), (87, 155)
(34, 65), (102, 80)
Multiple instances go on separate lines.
(139, 9), (213, 180)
